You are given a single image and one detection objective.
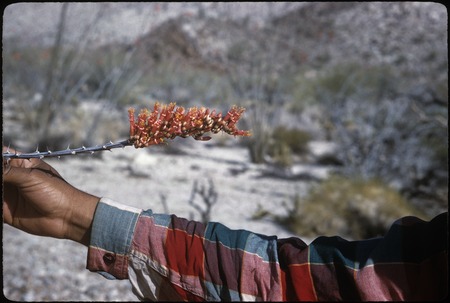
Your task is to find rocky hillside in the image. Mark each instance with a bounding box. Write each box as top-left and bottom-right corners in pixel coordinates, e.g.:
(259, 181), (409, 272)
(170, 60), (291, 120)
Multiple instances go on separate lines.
(4, 2), (446, 97)
(270, 2), (447, 85)
(121, 2), (447, 91)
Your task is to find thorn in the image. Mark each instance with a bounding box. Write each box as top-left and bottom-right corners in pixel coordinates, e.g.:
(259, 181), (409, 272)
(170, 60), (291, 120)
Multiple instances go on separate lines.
(58, 156), (61, 160)
(82, 146), (86, 150)
(67, 144), (71, 150)
(71, 150), (76, 155)
(39, 155), (44, 159)
(35, 146), (40, 153)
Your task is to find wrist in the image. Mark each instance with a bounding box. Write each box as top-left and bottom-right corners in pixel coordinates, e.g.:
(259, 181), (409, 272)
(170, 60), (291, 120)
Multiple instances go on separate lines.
(66, 190), (100, 246)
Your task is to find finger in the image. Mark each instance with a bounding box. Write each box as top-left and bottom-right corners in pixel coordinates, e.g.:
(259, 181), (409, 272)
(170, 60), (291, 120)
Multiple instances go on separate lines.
(3, 146), (40, 169)
(2, 145), (15, 153)
(2, 165), (35, 186)
(3, 146), (65, 179)
(2, 184), (18, 225)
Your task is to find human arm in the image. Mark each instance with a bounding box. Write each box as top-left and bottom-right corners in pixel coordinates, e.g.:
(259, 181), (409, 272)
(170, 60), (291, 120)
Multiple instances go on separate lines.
(2, 147), (99, 246)
(86, 197), (448, 301)
(3, 149), (447, 301)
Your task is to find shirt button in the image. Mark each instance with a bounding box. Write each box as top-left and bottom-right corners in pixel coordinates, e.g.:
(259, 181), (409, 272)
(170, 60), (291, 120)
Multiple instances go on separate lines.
(103, 253), (115, 264)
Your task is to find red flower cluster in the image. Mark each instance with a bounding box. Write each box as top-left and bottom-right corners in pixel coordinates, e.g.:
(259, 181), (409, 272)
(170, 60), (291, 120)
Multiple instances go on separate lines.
(128, 102), (251, 148)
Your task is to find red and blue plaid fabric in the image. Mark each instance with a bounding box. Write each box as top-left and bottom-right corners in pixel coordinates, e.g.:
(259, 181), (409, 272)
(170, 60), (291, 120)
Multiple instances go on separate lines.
(87, 198), (447, 301)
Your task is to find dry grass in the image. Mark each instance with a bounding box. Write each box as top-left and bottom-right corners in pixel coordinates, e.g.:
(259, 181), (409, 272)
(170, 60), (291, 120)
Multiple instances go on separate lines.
(273, 175), (429, 239)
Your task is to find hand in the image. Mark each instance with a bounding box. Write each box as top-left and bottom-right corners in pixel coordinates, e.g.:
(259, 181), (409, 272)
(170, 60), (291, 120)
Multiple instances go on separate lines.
(2, 147), (99, 246)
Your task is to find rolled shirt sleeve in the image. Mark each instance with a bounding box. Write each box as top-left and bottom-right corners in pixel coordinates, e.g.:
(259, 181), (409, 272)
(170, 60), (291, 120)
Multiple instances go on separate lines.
(86, 197), (447, 301)
(86, 197), (141, 280)
(86, 197), (283, 301)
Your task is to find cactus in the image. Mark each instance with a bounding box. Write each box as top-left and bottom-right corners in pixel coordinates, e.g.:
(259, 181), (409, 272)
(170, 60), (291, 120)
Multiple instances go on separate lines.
(3, 102), (251, 160)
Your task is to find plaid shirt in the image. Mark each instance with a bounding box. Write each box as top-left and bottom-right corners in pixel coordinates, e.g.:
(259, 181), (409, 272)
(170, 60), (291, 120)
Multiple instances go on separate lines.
(87, 198), (447, 301)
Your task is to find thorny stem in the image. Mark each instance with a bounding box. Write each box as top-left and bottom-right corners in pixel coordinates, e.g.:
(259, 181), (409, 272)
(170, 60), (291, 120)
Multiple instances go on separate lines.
(2, 139), (132, 160)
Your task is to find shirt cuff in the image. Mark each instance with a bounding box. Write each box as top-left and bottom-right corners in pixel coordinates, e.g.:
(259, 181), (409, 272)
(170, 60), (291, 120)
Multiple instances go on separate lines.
(86, 197), (142, 280)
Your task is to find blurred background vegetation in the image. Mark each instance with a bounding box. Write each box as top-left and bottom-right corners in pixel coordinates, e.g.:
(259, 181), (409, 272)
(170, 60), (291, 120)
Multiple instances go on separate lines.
(2, 2), (448, 239)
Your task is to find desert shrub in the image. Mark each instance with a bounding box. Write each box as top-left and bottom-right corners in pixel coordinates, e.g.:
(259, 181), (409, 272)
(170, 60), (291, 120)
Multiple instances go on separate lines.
(2, 44), (50, 98)
(314, 63), (396, 101)
(288, 62), (448, 211)
(274, 175), (427, 240)
(140, 59), (233, 107)
(268, 142), (293, 168)
(244, 129), (271, 164)
(287, 62), (398, 112)
(238, 101), (274, 164)
(265, 126), (311, 168)
(270, 126), (311, 155)
(3, 38), (142, 149)
(188, 178), (218, 225)
(240, 102), (312, 166)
